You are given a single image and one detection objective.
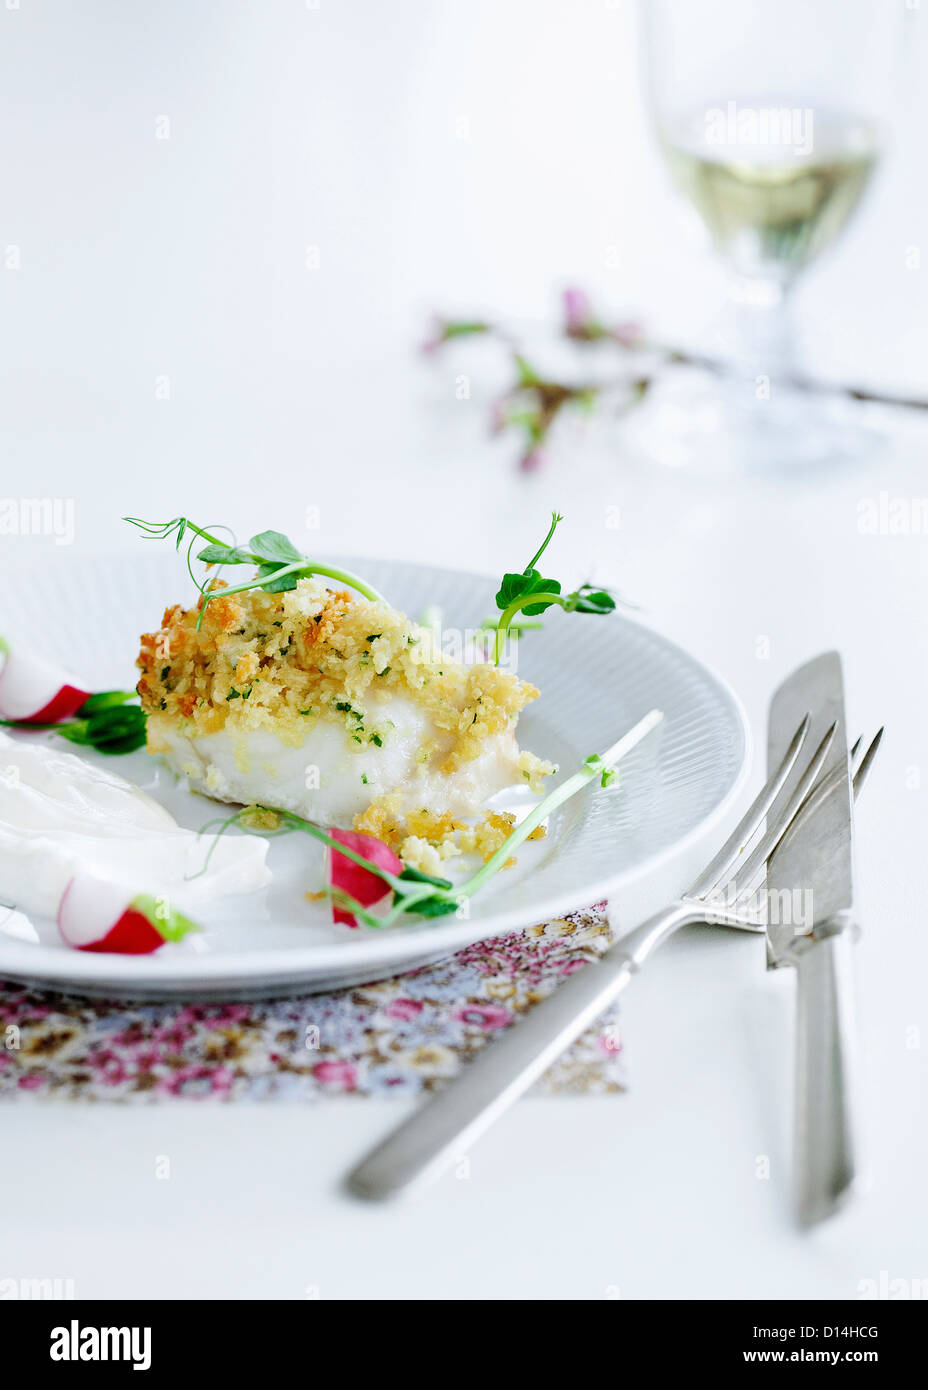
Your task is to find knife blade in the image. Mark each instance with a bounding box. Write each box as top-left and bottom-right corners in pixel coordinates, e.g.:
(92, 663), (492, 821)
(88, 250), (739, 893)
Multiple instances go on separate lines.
(766, 651), (862, 1224)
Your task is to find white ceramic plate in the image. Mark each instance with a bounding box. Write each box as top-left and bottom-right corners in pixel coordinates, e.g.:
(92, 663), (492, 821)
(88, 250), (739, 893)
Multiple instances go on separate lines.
(0, 554), (749, 998)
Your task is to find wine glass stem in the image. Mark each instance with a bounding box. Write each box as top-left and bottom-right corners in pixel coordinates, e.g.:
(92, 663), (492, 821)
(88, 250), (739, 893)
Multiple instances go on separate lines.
(728, 275), (800, 383)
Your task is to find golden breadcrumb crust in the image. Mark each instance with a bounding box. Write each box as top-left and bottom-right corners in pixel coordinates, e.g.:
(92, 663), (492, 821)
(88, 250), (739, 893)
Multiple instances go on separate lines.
(352, 798), (547, 875)
(136, 577), (542, 774)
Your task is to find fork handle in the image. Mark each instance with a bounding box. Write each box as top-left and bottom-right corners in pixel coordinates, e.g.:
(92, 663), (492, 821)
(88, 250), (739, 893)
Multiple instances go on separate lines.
(794, 922), (862, 1225)
(347, 903), (695, 1201)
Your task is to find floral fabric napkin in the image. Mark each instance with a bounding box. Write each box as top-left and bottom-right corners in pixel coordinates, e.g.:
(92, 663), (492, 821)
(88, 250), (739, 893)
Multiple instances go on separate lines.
(0, 905), (625, 1101)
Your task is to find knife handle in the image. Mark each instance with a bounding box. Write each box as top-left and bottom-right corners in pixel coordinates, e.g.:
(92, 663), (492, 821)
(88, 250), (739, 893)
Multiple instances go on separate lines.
(348, 902), (696, 1200)
(794, 924), (862, 1225)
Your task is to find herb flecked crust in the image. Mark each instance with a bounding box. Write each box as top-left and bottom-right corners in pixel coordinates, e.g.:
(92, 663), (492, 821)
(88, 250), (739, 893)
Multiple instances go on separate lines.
(137, 576), (552, 779)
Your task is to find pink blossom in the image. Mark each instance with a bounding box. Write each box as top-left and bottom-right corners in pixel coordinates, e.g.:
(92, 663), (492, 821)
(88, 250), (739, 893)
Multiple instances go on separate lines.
(157, 1025), (197, 1051)
(157, 1065), (235, 1098)
(452, 1004), (512, 1031)
(91, 1049), (132, 1085)
(421, 314), (446, 355)
(313, 1059), (358, 1090)
(384, 998), (424, 1021)
(490, 397), (510, 435)
(613, 320), (645, 349)
(563, 286), (594, 336)
(130, 1047), (162, 1071)
(519, 446), (547, 474)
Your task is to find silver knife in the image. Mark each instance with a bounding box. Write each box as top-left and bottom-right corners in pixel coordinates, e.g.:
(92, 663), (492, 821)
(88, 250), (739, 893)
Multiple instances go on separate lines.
(766, 652), (862, 1225)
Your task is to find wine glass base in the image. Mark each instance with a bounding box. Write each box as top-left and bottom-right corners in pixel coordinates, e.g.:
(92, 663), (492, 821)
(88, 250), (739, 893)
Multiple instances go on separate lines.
(624, 370), (885, 476)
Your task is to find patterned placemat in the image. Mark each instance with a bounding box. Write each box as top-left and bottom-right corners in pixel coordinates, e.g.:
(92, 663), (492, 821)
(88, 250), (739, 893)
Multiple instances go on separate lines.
(0, 905), (625, 1101)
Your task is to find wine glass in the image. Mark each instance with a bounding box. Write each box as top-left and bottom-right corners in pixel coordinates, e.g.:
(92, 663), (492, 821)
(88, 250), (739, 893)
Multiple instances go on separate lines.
(632, 0), (903, 473)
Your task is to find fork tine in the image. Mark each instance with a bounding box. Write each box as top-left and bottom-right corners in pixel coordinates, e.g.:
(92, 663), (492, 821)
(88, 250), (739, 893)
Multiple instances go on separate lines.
(727, 721), (838, 904)
(852, 726), (883, 798)
(850, 735), (862, 759)
(686, 715), (810, 899)
(771, 725), (881, 859)
(790, 727), (881, 830)
(722, 728), (883, 902)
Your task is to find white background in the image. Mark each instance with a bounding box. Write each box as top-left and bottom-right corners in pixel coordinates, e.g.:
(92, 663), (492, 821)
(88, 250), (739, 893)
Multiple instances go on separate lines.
(1, 1), (927, 1301)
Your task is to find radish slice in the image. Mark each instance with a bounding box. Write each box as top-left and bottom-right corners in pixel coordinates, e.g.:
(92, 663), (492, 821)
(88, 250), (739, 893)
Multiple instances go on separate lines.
(0, 643), (89, 724)
(57, 872), (198, 955)
(327, 829), (402, 927)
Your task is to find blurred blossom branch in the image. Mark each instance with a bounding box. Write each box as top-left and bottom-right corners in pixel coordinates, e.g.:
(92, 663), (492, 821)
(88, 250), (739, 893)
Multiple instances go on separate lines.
(423, 288), (928, 471)
(422, 316), (496, 353)
(490, 354), (625, 475)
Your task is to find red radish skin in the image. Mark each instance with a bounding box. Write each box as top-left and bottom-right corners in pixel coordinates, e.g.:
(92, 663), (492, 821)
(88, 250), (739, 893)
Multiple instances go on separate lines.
(20, 684), (90, 725)
(0, 647), (89, 724)
(58, 875), (167, 955)
(78, 907), (165, 955)
(328, 829), (403, 927)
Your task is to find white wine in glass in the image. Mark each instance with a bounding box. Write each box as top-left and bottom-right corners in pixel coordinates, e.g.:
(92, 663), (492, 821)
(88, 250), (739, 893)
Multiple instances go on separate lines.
(635, 0), (901, 472)
(661, 108), (879, 283)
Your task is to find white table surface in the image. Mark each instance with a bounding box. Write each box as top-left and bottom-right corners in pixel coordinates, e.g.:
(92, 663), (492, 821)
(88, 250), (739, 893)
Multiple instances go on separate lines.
(1, 0), (926, 1301)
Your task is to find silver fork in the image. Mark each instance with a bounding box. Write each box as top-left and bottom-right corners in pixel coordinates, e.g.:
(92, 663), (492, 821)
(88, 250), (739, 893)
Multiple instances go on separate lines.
(348, 718), (882, 1201)
(695, 728), (882, 932)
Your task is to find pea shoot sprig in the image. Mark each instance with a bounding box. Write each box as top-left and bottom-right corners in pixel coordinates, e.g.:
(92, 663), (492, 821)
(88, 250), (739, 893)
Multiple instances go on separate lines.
(491, 511), (619, 663)
(194, 806), (462, 922)
(0, 691), (147, 755)
(124, 516), (385, 627)
(196, 710), (663, 927)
